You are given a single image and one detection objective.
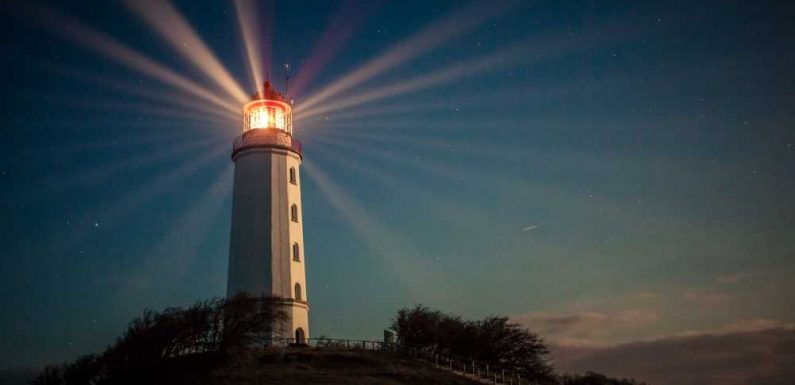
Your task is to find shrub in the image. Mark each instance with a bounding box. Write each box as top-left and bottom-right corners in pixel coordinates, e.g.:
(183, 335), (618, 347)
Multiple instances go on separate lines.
(392, 305), (554, 381)
(31, 294), (286, 385)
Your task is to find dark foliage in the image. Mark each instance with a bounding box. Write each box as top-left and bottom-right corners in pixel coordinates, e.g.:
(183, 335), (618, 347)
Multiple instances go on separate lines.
(560, 371), (647, 385)
(392, 305), (554, 381)
(31, 294), (285, 385)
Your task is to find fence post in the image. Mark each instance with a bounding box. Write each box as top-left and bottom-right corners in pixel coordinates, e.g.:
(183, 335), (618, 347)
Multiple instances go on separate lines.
(493, 373), (497, 384)
(486, 364), (489, 377)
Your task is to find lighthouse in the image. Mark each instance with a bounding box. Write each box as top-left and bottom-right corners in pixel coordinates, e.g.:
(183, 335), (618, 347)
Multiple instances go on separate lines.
(227, 80), (309, 344)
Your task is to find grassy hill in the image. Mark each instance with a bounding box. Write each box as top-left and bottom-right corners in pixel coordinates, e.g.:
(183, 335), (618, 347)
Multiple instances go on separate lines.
(212, 347), (480, 385)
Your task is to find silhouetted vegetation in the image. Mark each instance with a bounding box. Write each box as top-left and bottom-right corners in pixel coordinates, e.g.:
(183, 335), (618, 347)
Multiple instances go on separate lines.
(32, 294), (285, 385)
(32, 300), (649, 385)
(392, 305), (647, 385)
(392, 304), (555, 382)
(560, 371), (647, 385)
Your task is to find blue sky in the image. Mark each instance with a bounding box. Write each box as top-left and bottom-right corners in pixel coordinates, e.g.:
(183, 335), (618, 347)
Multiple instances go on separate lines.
(1, 1), (793, 383)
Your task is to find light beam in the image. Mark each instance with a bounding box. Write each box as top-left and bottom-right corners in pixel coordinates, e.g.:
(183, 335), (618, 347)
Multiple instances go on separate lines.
(124, 0), (249, 104)
(24, 3), (240, 115)
(234, 0), (271, 94)
(295, 1), (520, 113)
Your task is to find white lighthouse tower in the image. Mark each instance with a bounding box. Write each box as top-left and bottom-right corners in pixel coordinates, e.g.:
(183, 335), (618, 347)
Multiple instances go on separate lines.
(227, 80), (309, 344)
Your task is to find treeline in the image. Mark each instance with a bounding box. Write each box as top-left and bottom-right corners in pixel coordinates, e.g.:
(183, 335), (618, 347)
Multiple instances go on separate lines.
(32, 294), (286, 385)
(392, 305), (646, 385)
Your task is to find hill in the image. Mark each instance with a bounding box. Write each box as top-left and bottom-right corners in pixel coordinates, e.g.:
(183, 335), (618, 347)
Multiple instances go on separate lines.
(158, 347), (481, 385)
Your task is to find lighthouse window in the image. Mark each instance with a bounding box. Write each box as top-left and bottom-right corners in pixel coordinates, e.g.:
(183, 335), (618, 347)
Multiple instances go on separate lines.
(289, 167), (296, 184)
(295, 283), (302, 301)
(291, 204), (299, 222)
(293, 243), (300, 262)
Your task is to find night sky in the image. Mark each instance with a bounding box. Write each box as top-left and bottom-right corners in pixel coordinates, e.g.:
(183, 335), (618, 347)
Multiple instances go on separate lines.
(1, 1), (794, 383)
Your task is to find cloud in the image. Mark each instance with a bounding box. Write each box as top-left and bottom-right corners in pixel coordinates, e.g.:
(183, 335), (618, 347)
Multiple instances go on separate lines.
(630, 291), (662, 300)
(721, 318), (795, 333)
(523, 225), (540, 232)
(682, 290), (730, 305)
(552, 322), (795, 385)
(512, 309), (660, 346)
(715, 273), (750, 285)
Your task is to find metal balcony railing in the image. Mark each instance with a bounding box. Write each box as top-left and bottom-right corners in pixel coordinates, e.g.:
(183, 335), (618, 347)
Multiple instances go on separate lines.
(232, 129), (302, 156)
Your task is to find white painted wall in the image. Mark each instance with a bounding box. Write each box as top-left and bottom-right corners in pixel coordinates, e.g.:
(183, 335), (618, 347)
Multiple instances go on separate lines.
(228, 133), (309, 341)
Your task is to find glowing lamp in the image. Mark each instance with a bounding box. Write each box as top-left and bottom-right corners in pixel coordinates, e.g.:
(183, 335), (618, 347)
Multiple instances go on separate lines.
(242, 81), (293, 134)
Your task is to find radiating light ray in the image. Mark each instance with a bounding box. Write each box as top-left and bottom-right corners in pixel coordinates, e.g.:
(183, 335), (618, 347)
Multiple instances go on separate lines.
(299, 17), (639, 120)
(317, 129), (535, 175)
(22, 3), (240, 115)
(302, 118), (494, 132)
(234, 0), (270, 94)
(61, 142), (230, 249)
(123, 165), (233, 299)
(9, 136), (226, 213)
(302, 157), (434, 297)
(50, 67), (241, 122)
(296, 102), (448, 127)
(317, 145), (527, 300)
(44, 94), (235, 127)
(307, 127), (474, 154)
(289, 0), (382, 97)
(319, 141), (508, 239)
(124, 0), (249, 104)
(312, 134), (470, 184)
(299, 82), (548, 127)
(295, 1), (520, 113)
(297, 38), (573, 120)
(43, 136), (225, 193)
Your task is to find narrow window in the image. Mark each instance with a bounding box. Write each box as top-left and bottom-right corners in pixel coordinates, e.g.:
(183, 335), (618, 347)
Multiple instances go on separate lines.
(293, 243), (300, 262)
(289, 167), (296, 184)
(295, 328), (305, 344)
(291, 204), (299, 222)
(294, 283), (302, 301)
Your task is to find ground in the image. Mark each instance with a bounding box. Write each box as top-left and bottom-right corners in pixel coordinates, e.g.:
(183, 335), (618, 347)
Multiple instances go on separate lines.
(212, 348), (481, 385)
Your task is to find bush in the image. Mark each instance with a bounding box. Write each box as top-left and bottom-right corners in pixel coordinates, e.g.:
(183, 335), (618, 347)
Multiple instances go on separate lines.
(32, 294), (286, 385)
(392, 305), (554, 381)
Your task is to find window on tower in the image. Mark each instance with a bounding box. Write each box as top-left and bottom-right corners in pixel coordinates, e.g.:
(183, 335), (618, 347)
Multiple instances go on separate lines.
(294, 283), (302, 301)
(293, 243), (300, 262)
(291, 204), (299, 222)
(289, 167), (296, 184)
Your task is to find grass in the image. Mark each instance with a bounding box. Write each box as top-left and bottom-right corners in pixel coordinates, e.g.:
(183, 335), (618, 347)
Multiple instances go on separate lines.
(212, 347), (482, 385)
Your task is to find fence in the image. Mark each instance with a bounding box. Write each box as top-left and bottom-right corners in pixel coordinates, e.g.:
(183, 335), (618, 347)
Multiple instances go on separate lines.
(401, 345), (534, 385)
(266, 336), (533, 385)
(268, 337), (384, 351)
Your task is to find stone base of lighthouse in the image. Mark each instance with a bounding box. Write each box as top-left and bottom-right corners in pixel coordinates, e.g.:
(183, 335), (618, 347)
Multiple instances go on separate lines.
(227, 129), (309, 343)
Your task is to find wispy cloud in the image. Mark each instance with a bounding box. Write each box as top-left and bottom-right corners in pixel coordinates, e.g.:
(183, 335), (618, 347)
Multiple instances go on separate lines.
(682, 290), (731, 305)
(715, 273), (750, 285)
(552, 322), (795, 385)
(523, 225), (540, 232)
(512, 309), (660, 347)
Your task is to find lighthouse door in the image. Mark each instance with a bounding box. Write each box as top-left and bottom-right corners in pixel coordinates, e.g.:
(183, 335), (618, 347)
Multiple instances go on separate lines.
(295, 328), (306, 345)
